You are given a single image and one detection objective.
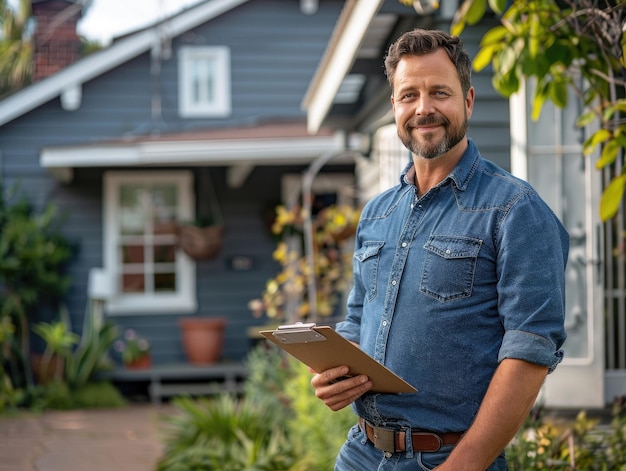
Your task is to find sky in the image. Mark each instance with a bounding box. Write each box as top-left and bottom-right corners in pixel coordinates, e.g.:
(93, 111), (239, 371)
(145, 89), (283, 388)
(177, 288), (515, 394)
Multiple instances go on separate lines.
(78, 0), (202, 44)
(9, 0), (202, 45)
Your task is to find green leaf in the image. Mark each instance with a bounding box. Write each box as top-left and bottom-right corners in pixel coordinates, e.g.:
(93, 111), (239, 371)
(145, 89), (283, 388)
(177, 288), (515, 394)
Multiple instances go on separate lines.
(531, 79), (549, 121)
(451, 0), (471, 36)
(600, 175), (626, 221)
(548, 79), (568, 108)
(451, 15), (467, 37)
(480, 26), (508, 47)
(466, 0), (487, 25)
(603, 104), (616, 122)
(488, 0), (508, 14)
(595, 139), (621, 169)
(493, 69), (519, 97)
(473, 44), (497, 72)
(544, 41), (573, 68)
(576, 110), (596, 128)
(528, 13), (540, 58)
(583, 129), (612, 156)
(612, 98), (626, 113)
(497, 45), (517, 75)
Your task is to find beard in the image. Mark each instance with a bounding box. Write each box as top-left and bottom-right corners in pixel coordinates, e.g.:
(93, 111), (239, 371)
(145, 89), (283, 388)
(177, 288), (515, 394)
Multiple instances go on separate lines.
(398, 113), (468, 160)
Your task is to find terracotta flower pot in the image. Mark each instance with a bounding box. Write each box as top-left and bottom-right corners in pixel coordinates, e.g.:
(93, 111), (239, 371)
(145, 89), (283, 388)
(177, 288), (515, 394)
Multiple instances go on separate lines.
(31, 352), (64, 384)
(179, 317), (227, 364)
(125, 354), (152, 370)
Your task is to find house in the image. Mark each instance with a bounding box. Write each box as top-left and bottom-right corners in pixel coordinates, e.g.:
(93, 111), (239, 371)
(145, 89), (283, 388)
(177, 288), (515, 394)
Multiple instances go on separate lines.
(0, 0), (357, 370)
(302, 0), (625, 409)
(3, 0), (623, 408)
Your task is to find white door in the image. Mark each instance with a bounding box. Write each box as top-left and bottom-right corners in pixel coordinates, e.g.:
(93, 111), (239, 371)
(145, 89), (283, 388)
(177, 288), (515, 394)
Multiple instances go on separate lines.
(510, 84), (605, 408)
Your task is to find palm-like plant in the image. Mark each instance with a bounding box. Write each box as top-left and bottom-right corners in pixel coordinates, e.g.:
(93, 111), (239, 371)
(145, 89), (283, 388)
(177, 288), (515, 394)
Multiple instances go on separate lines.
(0, 0), (33, 97)
(33, 315), (79, 383)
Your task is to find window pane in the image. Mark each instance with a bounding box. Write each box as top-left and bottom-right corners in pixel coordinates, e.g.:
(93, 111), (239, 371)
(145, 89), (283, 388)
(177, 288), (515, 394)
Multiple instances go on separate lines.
(120, 208), (146, 235)
(154, 244), (176, 263)
(190, 57), (216, 105)
(206, 61), (214, 102)
(122, 244), (145, 263)
(154, 272), (176, 292)
(152, 184), (177, 207)
(120, 185), (141, 206)
(122, 273), (145, 293)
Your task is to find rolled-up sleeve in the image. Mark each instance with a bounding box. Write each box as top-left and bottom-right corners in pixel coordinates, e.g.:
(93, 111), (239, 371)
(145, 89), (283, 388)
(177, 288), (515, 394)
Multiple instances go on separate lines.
(498, 329), (564, 372)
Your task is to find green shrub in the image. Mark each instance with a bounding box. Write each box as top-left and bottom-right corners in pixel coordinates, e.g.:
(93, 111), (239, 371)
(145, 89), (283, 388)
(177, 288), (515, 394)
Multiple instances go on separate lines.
(284, 357), (356, 471)
(19, 380), (125, 412)
(505, 402), (626, 470)
(157, 394), (297, 471)
(68, 382), (126, 409)
(0, 183), (73, 403)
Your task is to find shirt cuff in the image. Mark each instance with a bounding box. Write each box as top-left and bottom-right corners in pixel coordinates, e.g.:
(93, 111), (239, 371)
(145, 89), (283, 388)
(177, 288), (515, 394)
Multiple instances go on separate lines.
(498, 329), (564, 373)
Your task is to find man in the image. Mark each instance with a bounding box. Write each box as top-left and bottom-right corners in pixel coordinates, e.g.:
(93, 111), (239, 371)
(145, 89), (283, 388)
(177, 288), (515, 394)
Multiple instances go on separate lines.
(311, 29), (569, 470)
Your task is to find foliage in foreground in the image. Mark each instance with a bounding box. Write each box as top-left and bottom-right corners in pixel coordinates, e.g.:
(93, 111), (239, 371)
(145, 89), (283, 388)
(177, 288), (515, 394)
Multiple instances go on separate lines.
(158, 342), (626, 471)
(157, 342), (355, 471)
(506, 400), (626, 470)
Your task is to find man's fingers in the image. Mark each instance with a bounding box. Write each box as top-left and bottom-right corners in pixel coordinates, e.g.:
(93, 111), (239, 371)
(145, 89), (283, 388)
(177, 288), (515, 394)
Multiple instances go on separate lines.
(311, 369), (372, 411)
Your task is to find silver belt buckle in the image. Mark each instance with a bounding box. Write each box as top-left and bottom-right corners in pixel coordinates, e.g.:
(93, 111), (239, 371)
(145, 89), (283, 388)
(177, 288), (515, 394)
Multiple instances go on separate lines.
(372, 426), (396, 453)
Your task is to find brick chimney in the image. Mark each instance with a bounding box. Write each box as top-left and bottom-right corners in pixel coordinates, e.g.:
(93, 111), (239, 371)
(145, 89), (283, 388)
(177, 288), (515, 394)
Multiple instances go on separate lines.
(31, 0), (85, 82)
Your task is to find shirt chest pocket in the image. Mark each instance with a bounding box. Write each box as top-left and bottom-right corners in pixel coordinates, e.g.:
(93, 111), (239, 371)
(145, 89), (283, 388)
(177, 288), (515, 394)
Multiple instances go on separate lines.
(420, 235), (482, 302)
(354, 241), (385, 302)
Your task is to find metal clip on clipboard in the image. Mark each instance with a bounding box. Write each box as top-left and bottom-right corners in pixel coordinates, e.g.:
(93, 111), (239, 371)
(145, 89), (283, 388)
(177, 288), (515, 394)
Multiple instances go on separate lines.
(272, 322), (327, 344)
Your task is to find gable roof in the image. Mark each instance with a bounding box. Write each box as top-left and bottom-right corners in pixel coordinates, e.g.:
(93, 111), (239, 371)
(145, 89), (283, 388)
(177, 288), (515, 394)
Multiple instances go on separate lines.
(0, 0), (249, 128)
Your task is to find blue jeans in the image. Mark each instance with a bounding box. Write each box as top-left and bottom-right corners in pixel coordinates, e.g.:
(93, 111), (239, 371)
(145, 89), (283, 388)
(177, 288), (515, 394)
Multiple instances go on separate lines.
(335, 424), (508, 471)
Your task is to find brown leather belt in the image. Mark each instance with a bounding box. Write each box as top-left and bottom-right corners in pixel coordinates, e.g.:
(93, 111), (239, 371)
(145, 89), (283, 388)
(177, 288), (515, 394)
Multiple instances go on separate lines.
(358, 417), (464, 453)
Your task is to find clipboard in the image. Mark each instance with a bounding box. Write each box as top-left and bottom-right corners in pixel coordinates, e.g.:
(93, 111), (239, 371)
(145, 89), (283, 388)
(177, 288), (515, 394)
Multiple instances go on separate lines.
(259, 323), (417, 394)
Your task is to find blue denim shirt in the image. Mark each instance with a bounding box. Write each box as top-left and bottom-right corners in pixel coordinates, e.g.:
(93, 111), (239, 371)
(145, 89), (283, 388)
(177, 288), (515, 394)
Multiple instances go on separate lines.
(336, 139), (569, 433)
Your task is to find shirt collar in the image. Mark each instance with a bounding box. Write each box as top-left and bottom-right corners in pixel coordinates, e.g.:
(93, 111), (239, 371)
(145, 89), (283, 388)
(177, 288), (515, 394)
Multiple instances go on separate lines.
(400, 138), (481, 192)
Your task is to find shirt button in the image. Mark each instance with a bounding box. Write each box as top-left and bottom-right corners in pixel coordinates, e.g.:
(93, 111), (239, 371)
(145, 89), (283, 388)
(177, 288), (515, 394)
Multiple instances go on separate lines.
(391, 280), (397, 285)
(401, 242), (407, 247)
(382, 321), (387, 327)
(446, 249), (451, 254)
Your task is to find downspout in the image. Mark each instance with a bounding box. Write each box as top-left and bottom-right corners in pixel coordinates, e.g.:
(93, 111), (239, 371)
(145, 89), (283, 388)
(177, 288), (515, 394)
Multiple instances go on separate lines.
(302, 148), (364, 323)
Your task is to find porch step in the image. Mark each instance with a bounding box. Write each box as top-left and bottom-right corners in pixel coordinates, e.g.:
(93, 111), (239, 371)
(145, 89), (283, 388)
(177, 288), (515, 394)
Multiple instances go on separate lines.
(104, 362), (248, 404)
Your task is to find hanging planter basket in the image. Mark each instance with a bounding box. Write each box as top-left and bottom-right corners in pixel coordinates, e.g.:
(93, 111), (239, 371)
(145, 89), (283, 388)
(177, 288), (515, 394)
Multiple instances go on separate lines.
(177, 169), (225, 260)
(177, 224), (225, 260)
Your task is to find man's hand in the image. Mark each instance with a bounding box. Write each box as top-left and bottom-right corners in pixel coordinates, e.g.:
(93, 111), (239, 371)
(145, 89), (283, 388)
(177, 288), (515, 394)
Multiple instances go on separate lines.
(310, 365), (373, 411)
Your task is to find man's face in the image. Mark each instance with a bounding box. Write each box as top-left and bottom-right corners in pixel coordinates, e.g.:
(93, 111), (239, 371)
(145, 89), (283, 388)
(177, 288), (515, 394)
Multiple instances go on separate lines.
(391, 49), (474, 160)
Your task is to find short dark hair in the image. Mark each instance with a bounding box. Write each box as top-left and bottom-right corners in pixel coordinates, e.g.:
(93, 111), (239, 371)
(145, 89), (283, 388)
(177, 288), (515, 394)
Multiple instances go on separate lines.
(384, 29), (472, 96)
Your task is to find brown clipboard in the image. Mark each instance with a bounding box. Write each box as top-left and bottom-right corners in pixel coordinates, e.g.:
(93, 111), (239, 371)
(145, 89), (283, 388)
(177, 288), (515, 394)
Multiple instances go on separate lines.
(259, 323), (417, 394)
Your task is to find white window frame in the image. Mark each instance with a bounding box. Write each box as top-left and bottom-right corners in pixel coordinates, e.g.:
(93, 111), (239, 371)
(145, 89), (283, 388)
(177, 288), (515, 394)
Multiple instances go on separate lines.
(103, 171), (196, 315)
(178, 46), (231, 118)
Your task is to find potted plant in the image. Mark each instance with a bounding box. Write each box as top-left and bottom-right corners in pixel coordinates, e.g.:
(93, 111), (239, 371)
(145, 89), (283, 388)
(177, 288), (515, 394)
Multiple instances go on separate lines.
(178, 317), (227, 364)
(177, 222), (225, 260)
(32, 319), (79, 384)
(114, 329), (151, 369)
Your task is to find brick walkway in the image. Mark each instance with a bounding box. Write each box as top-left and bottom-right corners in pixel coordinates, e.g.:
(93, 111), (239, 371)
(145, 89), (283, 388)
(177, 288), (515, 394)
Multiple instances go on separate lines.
(0, 404), (174, 471)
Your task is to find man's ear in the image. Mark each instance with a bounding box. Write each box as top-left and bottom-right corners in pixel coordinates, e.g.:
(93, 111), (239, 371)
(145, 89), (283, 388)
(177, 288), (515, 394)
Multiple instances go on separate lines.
(465, 87), (475, 119)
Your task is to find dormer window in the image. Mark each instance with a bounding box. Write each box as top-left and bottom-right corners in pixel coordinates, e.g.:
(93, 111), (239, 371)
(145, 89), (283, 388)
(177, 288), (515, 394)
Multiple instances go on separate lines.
(178, 46), (231, 118)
